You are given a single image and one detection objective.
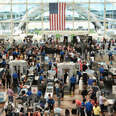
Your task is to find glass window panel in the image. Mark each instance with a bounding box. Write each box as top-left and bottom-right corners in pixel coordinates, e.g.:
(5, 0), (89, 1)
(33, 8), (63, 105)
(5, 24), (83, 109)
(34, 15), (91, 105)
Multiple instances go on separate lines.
(12, 0), (26, 3)
(65, 3), (73, 30)
(28, 0), (63, 3)
(90, 4), (104, 21)
(28, 4), (41, 21)
(90, 0), (104, 2)
(106, 22), (116, 36)
(106, 0), (116, 2)
(43, 3), (49, 30)
(66, 21), (73, 30)
(0, 5), (11, 21)
(106, 4), (116, 20)
(74, 21), (89, 31)
(27, 22), (42, 34)
(74, 0), (88, 2)
(43, 22), (49, 31)
(74, 4), (88, 21)
(106, 4), (113, 20)
(28, 0), (42, 3)
(89, 22), (96, 33)
(12, 4), (26, 21)
(13, 22), (23, 35)
(0, 0), (11, 3)
(106, 22), (116, 30)
(0, 22), (11, 35)
(112, 4), (116, 20)
(74, 4), (88, 30)
(43, 0), (58, 3)
(43, 0), (74, 3)
(90, 21), (104, 33)
(59, 0), (73, 2)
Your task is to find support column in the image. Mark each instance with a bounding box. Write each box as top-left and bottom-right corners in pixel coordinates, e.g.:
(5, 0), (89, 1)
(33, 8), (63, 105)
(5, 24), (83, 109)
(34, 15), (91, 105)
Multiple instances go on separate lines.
(73, 0), (74, 31)
(26, 0), (28, 35)
(41, 0), (44, 32)
(104, 1), (106, 38)
(88, 0), (90, 34)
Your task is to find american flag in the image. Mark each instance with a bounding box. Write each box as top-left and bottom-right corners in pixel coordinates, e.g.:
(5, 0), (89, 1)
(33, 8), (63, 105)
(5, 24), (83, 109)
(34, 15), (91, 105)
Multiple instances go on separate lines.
(49, 2), (66, 31)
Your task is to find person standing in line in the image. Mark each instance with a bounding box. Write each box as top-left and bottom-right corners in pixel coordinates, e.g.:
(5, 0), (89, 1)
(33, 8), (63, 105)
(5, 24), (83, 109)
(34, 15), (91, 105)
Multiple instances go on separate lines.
(108, 51), (112, 61)
(64, 72), (68, 84)
(93, 103), (101, 116)
(36, 62), (40, 72)
(99, 65), (104, 75)
(55, 81), (60, 98)
(85, 99), (93, 116)
(80, 99), (86, 116)
(60, 50), (64, 62)
(12, 71), (19, 92)
(59, 82), (64, 100)
(6, 65), (11, 88)
(2, 71), (6, 88)
(47, 94), (55, 114)
(77, 71), (81, 84)
(70, 74), (76, 95)
(7, 87), (14, 102)
(37, 89), (42, 102)
(99, 93), (107, 116)
(26, 88), (32, 106)
(48, 60), (52, 70)
(65, 109), (70, 116)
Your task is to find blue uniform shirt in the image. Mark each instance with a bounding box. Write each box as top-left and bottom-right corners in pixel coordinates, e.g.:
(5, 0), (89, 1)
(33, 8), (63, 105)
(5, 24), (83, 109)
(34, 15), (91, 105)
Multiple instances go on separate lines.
(37, 90), (42, 97)
(27, 90), (32, 96)
(60, 51), (64, 56)
(85, 101), (93, 112)
(49, 61), (52, 66)
(99, 67), (104, 73)
(109, 52), (112, 56)
(13, 51), (16, 56)
(70, 76), (76, 84)
(77, 71), (81, 76)
(100, 75), (104, 80)
(39, 75), (43, 81)
(88, 79), (94, 86)
(47, 98), (55, 105)
(40, 69), (44, 74)
(12, 72), (18, 79)
(37, 63), (40, 68)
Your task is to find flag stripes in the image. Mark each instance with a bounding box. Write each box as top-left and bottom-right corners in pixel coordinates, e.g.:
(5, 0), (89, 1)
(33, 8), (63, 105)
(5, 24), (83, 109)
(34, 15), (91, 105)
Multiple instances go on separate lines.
(49, 2), (66, 31)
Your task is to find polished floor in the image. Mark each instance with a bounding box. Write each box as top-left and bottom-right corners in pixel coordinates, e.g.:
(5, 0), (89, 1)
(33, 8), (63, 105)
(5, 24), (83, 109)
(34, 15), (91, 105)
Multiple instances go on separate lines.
(0, 52), (116, 116)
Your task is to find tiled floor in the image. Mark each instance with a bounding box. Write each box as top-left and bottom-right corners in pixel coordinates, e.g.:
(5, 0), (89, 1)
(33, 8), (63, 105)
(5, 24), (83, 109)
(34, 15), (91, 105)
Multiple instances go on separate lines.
(54, 85), (82, 116)
(0, 53), (116, 116)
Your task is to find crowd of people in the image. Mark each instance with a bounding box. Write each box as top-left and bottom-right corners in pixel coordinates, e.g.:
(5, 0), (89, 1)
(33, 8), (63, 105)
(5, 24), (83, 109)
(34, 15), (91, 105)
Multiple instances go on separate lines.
(0, 36), (116, 116)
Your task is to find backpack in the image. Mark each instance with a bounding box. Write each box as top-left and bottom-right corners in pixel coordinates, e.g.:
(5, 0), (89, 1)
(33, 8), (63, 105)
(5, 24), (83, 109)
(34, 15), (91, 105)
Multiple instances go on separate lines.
(71, 108), (77, 114)
(65, 109), (70, 116)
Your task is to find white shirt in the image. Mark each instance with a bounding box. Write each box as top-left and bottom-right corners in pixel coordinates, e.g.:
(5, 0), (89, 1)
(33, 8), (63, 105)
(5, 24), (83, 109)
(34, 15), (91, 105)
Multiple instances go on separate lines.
(2, 54), (6, 60)
(9, 56), (13, 61)
(79, 78), (83, 91)
(99, 96), (104, 105)
(55, 83), (59, 88)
